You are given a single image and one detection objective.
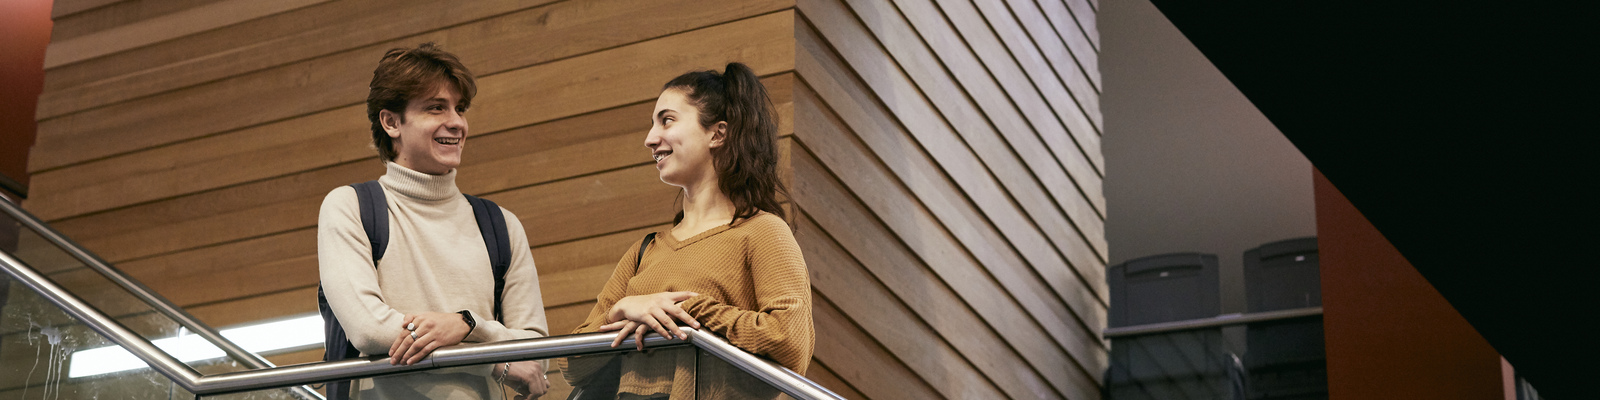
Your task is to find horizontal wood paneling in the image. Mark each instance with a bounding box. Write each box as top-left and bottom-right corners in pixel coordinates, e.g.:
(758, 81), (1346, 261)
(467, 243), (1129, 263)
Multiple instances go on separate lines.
(40, 75), (791, 264)
(23, 111), (788, 324)
(43, 0), (332, 68)
(37, 0), (795, 116)
(38, 0), (550, 112)
(29, 0), (793, 174)
(49, 0), (130, 19)
(48, 0), (222, 41)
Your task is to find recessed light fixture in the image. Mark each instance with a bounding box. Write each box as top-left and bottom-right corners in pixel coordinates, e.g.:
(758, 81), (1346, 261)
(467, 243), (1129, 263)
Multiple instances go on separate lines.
(68, 314), (324, 378)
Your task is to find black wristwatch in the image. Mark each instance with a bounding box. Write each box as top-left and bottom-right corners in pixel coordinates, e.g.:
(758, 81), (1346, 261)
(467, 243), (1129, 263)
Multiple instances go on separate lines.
(458, 310), (476, 338)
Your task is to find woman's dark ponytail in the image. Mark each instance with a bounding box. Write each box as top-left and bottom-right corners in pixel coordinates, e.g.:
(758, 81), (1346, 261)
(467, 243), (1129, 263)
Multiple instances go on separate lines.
(664, 62), (787, 225)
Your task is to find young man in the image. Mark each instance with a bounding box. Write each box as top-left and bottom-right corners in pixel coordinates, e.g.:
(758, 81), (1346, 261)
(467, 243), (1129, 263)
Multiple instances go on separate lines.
(318, 42), (549, 399)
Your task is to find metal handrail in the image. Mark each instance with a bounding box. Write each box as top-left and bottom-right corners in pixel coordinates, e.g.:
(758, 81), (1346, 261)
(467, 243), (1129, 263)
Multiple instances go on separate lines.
(0, 194), (321, 399)
(1103, 307), (1324, 338)
(2, 244), (844, 399)
(693, 324), (845, 400)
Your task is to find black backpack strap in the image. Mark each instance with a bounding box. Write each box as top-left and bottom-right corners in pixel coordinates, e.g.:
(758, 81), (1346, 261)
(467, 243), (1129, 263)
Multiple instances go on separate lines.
(636, 232), (656, 267)
(351, 180), (389, 261)
(464, 194), (512, 320)
(319, 180), (388, 400)
(317, 284), (360, 399)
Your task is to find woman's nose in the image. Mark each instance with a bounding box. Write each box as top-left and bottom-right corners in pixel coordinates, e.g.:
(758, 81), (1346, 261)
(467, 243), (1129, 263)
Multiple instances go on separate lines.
(644, 127), (662, 149)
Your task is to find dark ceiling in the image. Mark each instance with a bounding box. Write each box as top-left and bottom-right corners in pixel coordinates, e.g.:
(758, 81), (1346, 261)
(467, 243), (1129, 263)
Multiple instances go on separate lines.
(1147, 1), (1595, 398)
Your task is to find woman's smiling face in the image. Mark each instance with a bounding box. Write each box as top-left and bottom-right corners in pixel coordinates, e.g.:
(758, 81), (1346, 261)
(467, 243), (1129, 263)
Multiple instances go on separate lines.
(645, 88), (723, 188)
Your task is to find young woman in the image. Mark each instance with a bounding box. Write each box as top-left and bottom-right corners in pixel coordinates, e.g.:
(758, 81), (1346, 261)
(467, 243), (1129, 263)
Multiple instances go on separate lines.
(561, 63), (814, 400)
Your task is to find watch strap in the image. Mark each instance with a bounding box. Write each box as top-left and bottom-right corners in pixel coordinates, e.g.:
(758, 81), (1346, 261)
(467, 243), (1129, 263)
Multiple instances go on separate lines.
(458, 310), (477, 339)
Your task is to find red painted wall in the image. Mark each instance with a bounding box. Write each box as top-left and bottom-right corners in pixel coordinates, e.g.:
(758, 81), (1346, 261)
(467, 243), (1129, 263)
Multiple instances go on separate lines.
(1315, 169), (1510, 399)
(0, 0), (53, 192)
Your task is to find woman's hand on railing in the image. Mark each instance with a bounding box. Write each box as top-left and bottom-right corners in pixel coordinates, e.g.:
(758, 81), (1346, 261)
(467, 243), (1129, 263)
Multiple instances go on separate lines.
(389, 312), (472, 365)
(498, 360), (549, 399)
(600, 291), (702, 350)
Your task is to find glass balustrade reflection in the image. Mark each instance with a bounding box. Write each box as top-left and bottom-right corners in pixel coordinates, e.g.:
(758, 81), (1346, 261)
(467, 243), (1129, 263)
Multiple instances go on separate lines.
(1106, 329), (1246, 400)
(560, 344), (703, 400)
(560, 344), (794, 400)
(205, 341), (802, 400)
(0, 209), (301, 398)
(3, 213), (195, 345)
(692, 347), (796, 400)
(0, 277), (202, 399)
(2, 203), (829, 400)
(200, 344), (694, 400)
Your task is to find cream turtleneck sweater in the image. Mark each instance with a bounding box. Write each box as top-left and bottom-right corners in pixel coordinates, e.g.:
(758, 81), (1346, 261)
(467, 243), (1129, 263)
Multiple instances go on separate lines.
(318, 162), (547, 398)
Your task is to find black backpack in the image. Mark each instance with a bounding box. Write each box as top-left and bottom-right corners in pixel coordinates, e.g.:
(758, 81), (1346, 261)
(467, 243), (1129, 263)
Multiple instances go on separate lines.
(316, 180), (511, 399)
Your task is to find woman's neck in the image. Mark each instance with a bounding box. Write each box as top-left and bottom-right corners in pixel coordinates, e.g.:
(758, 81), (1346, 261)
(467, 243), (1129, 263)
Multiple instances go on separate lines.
(675, 178), (735, 239)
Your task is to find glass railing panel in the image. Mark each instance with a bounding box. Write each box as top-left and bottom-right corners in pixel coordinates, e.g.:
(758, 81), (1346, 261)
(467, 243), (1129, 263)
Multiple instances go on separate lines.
(3, 198), (834, 400)
(1, 276), (200, 399)
(692, 347), (796, 400)
(2, 256), (317, 400)
(202, 333), (828, 400)
(5, 211), (188, 342)
(1, 204), (320, 399)
(0, 203), (265, 378)
(1106, 328), (1245, 400)
(1105, 309), (1329, 400)
(1244, 318), (1327, 398)
(203, 343), (702, 400)
(556, 344), (789, 400)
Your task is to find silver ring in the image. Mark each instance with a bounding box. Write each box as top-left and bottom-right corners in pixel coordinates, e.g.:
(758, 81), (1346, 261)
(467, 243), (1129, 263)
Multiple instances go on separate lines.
(406, 322), (416, 331)
(410, 331), (419, 340)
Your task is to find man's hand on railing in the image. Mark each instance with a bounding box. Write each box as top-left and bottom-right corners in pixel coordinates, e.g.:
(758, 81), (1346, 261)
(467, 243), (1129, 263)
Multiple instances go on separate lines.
(389, 312), (472, 365)
(498, 360), (548, 399)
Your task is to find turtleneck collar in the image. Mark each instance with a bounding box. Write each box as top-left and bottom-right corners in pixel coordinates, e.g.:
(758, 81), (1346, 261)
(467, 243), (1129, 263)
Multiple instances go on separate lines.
(379, 162), (461, 202)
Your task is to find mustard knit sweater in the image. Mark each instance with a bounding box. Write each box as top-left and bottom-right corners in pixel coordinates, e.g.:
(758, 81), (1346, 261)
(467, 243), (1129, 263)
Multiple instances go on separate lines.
(565, 212), (814, 399)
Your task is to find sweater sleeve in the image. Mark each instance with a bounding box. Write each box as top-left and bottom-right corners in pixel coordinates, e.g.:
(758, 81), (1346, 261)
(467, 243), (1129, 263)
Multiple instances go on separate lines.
(464, 208), (549, 342)
(317, 186), (405, 356)
(570, 237), (647, 334)
(462, 208), (548, 342)
(678, 218), (815, 373)
(558, 238), (645, 386)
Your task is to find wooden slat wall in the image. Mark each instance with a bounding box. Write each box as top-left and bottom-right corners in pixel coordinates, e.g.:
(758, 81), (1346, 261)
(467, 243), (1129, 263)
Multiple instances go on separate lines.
(14, 0), (1102, 398)
(792, 0), (1106, 399)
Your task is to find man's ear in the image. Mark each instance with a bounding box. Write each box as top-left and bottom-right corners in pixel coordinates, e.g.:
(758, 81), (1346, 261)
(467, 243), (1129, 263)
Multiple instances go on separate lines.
(708, 121), (728, 149)
(379, 109), (404, 139)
